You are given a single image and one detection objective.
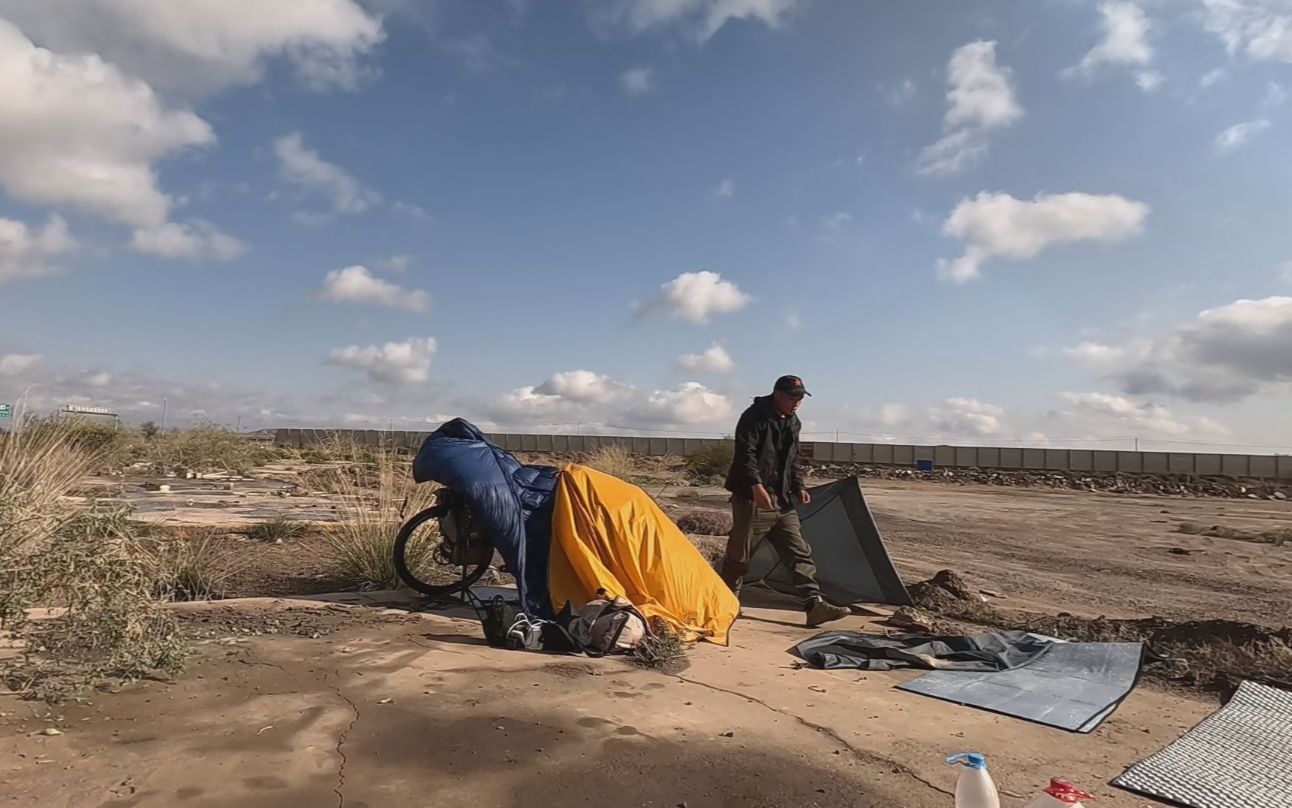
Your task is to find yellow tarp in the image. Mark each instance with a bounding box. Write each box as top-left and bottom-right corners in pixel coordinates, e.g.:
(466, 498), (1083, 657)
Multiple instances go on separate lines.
(548, 464), (739, 645)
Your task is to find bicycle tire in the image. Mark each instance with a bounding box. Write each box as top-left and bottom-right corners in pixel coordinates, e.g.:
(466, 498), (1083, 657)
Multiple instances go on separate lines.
(393, 505), (491, 597)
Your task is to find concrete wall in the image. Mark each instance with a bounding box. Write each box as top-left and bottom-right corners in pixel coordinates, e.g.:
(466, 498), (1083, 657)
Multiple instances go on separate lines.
(271, 429), (1292, 480)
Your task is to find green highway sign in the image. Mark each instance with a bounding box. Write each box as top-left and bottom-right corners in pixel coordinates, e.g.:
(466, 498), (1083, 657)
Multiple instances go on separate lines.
(0, 404), (10, 419)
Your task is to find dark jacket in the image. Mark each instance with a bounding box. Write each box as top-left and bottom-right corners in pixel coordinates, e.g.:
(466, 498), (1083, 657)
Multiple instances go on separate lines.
(723, 395), (805, 511)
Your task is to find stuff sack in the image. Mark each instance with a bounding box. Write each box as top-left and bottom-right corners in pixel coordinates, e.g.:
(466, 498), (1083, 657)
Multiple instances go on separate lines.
(558, 590), (650, 657)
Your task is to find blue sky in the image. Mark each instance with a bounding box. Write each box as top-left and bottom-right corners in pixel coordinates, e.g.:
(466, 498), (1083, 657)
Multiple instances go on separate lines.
(1, 0), (1290, 451)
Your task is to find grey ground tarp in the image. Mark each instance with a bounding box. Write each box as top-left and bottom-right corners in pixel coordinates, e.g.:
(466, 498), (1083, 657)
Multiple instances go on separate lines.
(746, 477), (911, 606)
(898, 641), (1143, 732)
(791, 630), (1052, 672)
(1114, 680), (1292, 808)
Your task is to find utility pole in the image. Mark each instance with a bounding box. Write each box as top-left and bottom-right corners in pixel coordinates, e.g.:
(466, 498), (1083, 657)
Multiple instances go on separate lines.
(161, 397), (168, 432)
(236, 415), (242, 433)
(1134, 436), (1139, 451)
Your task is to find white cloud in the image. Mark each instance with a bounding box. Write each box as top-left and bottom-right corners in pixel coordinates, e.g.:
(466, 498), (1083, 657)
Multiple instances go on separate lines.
(1280, 261), (1292, 284)
(638, 270), (751, 324)
(0, 215), (76, 284)
(1215, 118), (1271, 153)
(916, 130), (989, 177)
(851, 397), (1011, 439)
(1064, 341), (1127, 366)
(1056, 392), (1228, 437)
(821, 212), (854, 231)
(714, 178), (735, 198)
(0, 353), (42, 376)
(327, 337), (438, 384)
(630, 382), (734, 426)
(534, 370), (632, 404)
(391, 201), (430, 220)
(677, 343), (735, 373)
(0, 20), (215, 230)
(931, 398), (1007, 436)
(785, 309), (803, 330)
(944, 40), (1023, 130)
(938, 191), (1149, 282)
(882, 77), (917, 106)
(917, 41), (1021, 176)
(131, 221), (246, 261)
(318, 265), (430, 312)
(1063, 2), (1153, 78)
(1065, 296), (1292, 402)
(1202, 0), (1292, 65)
(1200, 67), (1227, 88)
(594, 0), (802, 43)
(0, 0), (384, 96)
(620, 65), (655, 95)
(1265, 81), (1289, 106)
(380, 254), (414, 272)
(87, 371), (112, 387)
(1135, 70), (1164, 92)
(274, 132), (380, 217)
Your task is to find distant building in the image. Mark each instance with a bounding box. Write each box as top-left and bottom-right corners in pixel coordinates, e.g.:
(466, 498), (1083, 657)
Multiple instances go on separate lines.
(57, 404), (120, 426)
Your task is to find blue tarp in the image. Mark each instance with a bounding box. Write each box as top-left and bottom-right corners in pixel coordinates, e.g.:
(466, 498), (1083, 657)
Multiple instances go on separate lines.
(412, 419), (558, 616)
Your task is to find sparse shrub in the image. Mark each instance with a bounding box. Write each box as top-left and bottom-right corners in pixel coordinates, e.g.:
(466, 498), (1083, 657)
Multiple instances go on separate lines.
(585, 444), (639, 481)
(0, 428), (188, 701)
(1178, 522), (1204, 535)
(249, 514), (308, 543)
(139, 421), (160, 440)
(22, 418), (142, 471)
(674, 509), (733, 536)
(150, 423), (274, 475)
(136, 528), (242, 601)
(685, 440), (734, 484)
(319, 451), (437, 590)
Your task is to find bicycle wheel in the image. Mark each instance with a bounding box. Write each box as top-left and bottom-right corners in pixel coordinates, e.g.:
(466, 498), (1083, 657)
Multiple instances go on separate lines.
(393, 505), (491, 597)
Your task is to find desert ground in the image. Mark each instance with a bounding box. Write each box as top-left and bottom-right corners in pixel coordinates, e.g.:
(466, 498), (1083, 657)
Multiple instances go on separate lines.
(4, 458), (1291, 808)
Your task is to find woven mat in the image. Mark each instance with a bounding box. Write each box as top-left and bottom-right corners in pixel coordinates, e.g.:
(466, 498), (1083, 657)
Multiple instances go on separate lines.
(1115, 681), (1292, 808)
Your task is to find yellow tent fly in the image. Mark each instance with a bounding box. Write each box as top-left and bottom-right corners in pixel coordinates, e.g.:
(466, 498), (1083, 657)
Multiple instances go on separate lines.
(548, 464), (739, 645)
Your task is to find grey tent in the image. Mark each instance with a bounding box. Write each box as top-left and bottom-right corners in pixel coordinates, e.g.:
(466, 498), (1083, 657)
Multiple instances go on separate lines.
(744, 476), (911, 606)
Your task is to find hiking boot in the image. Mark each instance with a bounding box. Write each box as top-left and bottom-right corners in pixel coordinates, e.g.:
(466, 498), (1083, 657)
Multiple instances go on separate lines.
(805, 598), (849, 628)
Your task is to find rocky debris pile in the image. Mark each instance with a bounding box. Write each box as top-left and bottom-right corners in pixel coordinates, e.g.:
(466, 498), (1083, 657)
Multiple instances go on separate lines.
(809, 462), (1291, 500)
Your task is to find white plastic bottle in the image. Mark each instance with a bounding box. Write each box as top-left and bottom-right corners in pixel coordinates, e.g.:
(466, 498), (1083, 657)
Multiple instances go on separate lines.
(1023, 779), (1093, 808)
(946, 753), (1001, 808)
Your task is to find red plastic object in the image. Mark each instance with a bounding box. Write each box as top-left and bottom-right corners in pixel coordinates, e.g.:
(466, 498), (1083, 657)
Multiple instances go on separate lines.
(1045, 779), (1094, 804)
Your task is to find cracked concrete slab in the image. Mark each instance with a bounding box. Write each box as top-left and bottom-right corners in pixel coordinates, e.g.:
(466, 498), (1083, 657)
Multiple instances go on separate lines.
(1, 597), (1214, 807)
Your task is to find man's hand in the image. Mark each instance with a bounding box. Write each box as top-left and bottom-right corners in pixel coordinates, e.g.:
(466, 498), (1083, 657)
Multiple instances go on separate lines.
(797, 489), (811, 506)
(752, 484), (774, 511)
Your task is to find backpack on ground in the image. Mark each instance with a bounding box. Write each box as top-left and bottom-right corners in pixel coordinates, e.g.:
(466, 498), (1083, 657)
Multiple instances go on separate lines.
(556, 589), (650, 657)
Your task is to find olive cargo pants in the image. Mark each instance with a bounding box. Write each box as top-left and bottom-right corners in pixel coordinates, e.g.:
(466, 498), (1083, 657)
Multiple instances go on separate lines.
(719, 498), (822, 606)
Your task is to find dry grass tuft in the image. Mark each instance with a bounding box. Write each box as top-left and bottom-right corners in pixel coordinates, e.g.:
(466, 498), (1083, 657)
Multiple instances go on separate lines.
(685, 441), (734, 484)
(585, 445), (639, 481)
(136, 528), (244, 602)
(249, 514), (308, 543)
(317, 448), (437, 590)
(631, 617), (691, 674)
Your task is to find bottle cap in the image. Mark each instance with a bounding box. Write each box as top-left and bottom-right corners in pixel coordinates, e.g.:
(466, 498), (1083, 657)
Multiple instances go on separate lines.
(946, 753), (987, 770)
(1044, 779), (1094, 803)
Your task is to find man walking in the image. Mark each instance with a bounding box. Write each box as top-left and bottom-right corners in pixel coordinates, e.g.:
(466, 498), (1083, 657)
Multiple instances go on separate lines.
(720, 375), (850, 627)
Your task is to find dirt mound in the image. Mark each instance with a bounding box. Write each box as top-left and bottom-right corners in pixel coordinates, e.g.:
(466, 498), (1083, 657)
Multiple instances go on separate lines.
(907, 570), (987, 614)
(675, 510), (733, 536)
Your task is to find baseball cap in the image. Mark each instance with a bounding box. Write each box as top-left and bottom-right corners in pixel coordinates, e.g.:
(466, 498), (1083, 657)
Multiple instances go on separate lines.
(774, 375), (811, 397)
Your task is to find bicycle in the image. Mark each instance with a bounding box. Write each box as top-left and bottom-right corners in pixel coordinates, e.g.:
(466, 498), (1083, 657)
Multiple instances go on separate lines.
(392, 488), (497, 597)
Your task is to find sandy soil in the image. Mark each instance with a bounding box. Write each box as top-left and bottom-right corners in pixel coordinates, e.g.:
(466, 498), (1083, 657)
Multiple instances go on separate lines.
(8, 468), (1288, 806)
(2, 596), (1214, 808)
